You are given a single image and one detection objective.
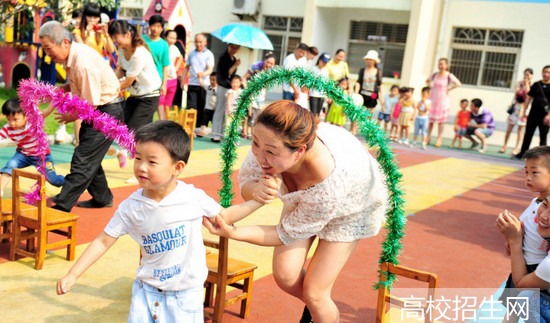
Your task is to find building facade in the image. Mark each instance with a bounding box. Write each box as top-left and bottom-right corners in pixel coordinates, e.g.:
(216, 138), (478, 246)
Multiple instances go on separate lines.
(180, 0), (549, 127)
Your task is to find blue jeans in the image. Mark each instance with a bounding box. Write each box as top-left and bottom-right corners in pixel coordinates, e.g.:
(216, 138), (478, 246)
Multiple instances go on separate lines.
(518, 289), (550, 323)
(1, 151), (64, 187)
(127, 280), (203, 323)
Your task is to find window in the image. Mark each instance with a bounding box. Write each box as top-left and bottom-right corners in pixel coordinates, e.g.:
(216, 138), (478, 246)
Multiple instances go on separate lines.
(118, 7), (144, 20)
(262, 16), (303, 65)
(348, 21), (408, 78)
(450, 27), (524, 89)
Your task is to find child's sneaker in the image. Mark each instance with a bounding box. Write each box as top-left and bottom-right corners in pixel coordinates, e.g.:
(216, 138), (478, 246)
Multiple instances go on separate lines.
(422, 143), (427, 150)
(403, 139), (409, 145)
(398, 139), (403, 144)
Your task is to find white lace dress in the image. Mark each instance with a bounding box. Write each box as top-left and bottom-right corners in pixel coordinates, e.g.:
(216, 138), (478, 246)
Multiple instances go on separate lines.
(238, 123), (388, 245)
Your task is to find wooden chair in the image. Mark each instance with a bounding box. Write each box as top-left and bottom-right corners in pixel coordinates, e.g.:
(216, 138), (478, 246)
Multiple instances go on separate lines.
(178, 108), (197, 150)
(165, 105), (180, 122)
(376, 262), (439, 323)
(203, 237), (258, 322)
(0, 180), (36, 243)
(9, 169), (79, 270)
(0, 194), (13, 243)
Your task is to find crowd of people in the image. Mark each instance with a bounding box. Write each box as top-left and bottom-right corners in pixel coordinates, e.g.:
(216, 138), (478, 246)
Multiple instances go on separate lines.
(3, 7), (550, 322)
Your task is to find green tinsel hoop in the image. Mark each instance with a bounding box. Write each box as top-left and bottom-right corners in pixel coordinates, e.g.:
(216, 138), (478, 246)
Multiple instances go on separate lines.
(217, 66), (406, 288)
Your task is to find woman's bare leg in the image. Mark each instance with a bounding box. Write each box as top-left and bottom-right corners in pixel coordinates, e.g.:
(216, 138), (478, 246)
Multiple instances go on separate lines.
(302, 239), (358, 323)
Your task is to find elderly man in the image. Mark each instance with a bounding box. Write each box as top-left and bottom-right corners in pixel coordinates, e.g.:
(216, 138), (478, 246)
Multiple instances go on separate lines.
(181, 33), (215, 134)
(39, 21), (123, 212)
(465, 98), (495, 154)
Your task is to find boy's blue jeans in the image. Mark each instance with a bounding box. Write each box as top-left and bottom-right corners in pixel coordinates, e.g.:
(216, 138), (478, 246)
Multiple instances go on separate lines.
(127, 280), (203, 323)
(1, 151), (64, 187)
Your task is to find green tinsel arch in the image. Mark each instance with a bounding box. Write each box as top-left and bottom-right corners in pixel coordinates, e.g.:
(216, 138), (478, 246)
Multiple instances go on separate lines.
(217, 66), (406, 288)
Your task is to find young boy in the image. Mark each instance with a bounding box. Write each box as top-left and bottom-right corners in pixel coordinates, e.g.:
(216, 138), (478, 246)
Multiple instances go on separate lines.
(56, 120), (278, 322)
(379, 84), (399, 133)
(143, 14), (170, 120)
(0, 98), (64, 196)
(450, 99), (470, 149)
(498, 146), (550, 322)
(411, 87), (430, 149)
(197, 73), (217, 137)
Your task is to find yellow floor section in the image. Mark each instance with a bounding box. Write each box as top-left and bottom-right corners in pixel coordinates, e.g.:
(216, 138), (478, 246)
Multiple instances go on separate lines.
(0, 147), (521, 322)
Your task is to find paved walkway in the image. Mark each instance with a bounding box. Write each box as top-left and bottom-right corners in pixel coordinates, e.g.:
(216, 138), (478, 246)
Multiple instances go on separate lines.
(0, 124), (531, 322)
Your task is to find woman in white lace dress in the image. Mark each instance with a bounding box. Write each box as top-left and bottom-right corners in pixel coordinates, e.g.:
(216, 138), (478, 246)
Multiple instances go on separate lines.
(203, 100), (388, 323)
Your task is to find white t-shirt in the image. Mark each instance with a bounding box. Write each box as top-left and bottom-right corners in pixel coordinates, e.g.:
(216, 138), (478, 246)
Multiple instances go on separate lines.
(119, 46), (162, 97)
(226, 88), (242, 114)
(167, 44), (182, 80)
(309, 66), (329, 98)
(534, 256), (550, 293)
(520, 198), (548, 265)
(104, 181), (222, 291)
(282, 53), (308, 93)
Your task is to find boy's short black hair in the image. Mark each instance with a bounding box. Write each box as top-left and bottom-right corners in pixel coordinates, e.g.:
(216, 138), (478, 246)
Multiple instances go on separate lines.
(148, 14), (165, 26)
(524, 146), (550, 170)
(134, 120), (190, 163)
(1, 98), (24, 116)
(471, 98), (482, 108)
(460, 99), (469, 104)
(297, 43), (309, 51)
(421, 86), (430, 93)
(390, 85), (399, 91)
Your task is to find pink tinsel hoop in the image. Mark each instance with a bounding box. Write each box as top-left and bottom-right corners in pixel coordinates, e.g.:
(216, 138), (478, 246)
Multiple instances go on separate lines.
(17, 79), (136, 204)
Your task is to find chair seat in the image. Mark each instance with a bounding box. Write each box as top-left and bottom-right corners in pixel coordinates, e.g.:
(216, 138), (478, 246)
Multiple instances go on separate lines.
(19, 207), (79, 226)
(1, 198), (35, 216)
(206, 253), (257, 278)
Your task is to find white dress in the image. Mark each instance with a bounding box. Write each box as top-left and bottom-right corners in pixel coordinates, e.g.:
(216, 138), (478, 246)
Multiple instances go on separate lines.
(238, 123), (388, 245)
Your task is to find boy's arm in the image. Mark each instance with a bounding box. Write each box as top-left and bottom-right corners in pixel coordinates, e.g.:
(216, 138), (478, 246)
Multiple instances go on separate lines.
(56, 232), (117, 295)
(219, 199), (263, 225)
(203, 215), (283, 246)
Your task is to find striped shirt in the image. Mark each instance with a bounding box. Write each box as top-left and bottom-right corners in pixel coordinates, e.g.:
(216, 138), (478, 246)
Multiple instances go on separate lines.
(0, 123), (49, 156)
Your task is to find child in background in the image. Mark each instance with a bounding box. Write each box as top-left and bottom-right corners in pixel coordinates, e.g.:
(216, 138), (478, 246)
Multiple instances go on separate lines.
(56, 120), (279, 322)
(198, 73), (217, 137)
(325, 77), (350, 127)
(295, 86), (309, 110)
(379, 85), (399, 133)
(0, 98), (64, 196)
(397, 87), (415, 145)
(389, 88), (404, 141)
(450, 99), (470, 148)
(159, 29), (183, 120)
(225, 75), (244, 136)
(497, 146), (550, 322)
(410, 87), (431, 149)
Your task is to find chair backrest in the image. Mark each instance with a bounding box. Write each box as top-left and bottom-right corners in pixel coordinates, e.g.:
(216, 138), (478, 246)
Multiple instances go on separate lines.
(376, 262), (439, 323)
(12, 169), (46, 225)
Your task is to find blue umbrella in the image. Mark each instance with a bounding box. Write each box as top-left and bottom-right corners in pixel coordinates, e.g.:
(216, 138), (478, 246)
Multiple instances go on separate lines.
(211, 23), (274, 50)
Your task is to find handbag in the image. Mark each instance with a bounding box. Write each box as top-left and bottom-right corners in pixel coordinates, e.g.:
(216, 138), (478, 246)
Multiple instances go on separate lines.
(506, 104), (515, 115)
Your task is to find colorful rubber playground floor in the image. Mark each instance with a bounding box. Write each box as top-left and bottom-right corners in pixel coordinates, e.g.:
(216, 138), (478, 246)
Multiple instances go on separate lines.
(0, 136), (529, 322)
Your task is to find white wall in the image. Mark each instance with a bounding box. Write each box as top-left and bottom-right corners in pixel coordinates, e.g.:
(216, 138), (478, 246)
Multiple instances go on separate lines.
(316, 0), (412, 10)
(441, 0), (550, 127)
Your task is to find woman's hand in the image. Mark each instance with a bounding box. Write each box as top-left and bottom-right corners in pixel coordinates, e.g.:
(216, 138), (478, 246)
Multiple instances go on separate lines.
(496, 210), (523, 243)
(252, 175), (281, 204)
(203, 215), (235, 238)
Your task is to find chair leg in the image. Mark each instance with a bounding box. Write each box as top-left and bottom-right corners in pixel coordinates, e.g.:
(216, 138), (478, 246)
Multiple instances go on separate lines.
(204, 282), (214, 307)
(67, 223), (76, 261)
(240, 274), (254, 318)
(214, 283), (226, 323)
(9, 218), (19, 261)
(35, 230), (46, 270)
